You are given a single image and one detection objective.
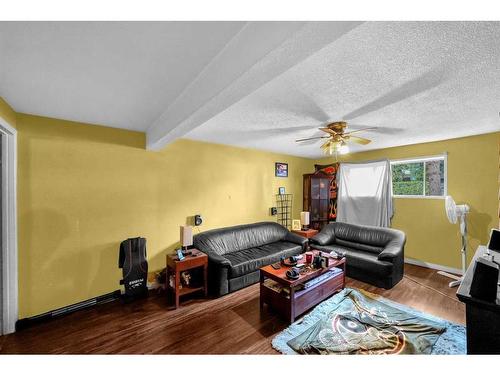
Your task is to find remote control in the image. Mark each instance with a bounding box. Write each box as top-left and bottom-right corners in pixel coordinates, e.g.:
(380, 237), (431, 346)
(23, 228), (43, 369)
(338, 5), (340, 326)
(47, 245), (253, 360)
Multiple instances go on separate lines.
(271, 263), (281, 270)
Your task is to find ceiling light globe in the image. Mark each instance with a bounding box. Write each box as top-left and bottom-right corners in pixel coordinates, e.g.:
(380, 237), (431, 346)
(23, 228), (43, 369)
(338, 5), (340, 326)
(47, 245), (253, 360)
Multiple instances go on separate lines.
(339, 144), (350, 155)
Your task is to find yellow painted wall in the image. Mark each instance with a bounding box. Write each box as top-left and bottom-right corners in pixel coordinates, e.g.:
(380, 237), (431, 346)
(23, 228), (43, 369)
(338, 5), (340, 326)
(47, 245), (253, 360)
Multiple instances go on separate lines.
(17, 113), (313, 318)
(0, 97), (17, 128)
(15, 107), (500, 318)
(316, 133), (500, 270)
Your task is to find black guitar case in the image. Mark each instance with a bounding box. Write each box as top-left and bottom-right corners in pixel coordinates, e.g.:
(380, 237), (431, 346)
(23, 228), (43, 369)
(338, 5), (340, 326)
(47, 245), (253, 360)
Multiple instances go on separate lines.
(119, 237), (148, 301)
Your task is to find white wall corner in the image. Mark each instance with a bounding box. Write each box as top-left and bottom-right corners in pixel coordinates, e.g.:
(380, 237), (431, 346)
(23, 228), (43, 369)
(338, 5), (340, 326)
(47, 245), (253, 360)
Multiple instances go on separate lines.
(0, 114), (18, 335)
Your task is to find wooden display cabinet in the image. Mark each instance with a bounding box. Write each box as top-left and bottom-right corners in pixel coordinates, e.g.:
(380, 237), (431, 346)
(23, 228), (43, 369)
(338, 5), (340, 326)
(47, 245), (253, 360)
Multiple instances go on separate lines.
(303, 163), (339, 230)
(303, 171), (334, 230)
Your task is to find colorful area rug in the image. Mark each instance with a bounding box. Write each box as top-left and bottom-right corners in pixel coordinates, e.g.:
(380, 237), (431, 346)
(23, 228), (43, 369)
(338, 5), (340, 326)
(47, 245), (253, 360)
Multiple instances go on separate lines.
(272, 288), (466, 355)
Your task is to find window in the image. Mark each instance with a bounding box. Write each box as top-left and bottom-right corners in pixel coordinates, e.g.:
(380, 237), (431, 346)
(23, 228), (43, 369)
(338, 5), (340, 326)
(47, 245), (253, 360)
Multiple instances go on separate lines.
(390, 154), (447, 198)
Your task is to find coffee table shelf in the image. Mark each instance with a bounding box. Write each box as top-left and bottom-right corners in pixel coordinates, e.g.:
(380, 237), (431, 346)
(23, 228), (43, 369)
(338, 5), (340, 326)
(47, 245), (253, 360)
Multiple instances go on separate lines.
(259, 253), (345, 323)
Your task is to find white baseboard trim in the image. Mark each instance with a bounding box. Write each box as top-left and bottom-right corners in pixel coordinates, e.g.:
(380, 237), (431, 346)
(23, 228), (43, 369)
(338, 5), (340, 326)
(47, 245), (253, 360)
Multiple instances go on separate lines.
(404, 258), (463, 276)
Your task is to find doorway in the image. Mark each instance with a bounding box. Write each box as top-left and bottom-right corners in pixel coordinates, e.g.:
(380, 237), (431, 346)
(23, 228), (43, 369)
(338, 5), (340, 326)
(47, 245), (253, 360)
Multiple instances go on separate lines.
(0, 116), (17, 335)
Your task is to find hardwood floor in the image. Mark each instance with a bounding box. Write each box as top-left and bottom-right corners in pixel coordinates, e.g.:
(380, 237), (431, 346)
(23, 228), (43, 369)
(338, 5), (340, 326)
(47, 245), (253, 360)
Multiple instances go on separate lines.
(0, 264), (465, 354)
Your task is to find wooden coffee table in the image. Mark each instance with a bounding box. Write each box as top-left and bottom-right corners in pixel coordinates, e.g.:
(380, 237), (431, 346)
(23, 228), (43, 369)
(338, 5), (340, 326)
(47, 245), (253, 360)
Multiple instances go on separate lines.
(259, 252), (345, 323)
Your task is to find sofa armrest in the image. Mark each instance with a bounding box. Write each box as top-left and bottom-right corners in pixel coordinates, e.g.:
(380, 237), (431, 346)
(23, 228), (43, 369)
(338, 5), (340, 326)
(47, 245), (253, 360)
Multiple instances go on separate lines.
(378, 245), (402, 261)
(309, 223), (336, 245)
(204, 250), (232, 268)
(310, 232), (333, 246)
(377, 232), (406, 262)
(284, 231), (308, 249)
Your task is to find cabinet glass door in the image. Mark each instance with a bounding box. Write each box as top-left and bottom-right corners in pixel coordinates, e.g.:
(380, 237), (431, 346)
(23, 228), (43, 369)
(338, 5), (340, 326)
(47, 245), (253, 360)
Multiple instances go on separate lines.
(311, 178), (320, 199)
(319, 178), (329, 199)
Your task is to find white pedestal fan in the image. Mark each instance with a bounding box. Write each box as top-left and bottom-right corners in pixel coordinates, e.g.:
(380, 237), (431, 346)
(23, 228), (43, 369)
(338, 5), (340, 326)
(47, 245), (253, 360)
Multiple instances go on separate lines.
(439, 196), (469, 288)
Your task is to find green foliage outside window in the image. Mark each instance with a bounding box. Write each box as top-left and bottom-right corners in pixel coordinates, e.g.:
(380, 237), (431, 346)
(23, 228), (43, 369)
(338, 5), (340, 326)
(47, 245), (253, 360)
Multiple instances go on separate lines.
(392, 162), (424, 195)
(392, 180), (424, 195)
(391, 159), (444, 196)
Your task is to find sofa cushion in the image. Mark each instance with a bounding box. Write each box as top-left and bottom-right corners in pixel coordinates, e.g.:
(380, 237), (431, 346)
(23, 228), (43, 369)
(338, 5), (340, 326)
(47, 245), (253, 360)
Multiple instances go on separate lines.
(194, 222), (288, 256)
(312, 244), (393, 277)
(225, 241), (302, 278)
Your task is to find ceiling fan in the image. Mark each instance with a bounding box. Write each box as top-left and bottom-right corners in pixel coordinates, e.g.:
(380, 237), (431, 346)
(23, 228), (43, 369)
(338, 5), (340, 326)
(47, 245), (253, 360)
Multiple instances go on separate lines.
(295, 121), (375, 156)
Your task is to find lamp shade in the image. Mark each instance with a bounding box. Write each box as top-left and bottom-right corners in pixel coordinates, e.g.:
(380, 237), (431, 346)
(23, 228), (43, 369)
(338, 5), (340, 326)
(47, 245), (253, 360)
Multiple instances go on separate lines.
(180, 225), (193, 247)
(300, 211), (310, 226)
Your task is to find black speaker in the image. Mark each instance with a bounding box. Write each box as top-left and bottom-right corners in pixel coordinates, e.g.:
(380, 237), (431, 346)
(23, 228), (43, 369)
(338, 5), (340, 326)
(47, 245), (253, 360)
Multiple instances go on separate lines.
(119, 237), (148, 302)
(194, 214), (203, 226)
(487, 228), (500, 252)
(470, 257), (499, 302)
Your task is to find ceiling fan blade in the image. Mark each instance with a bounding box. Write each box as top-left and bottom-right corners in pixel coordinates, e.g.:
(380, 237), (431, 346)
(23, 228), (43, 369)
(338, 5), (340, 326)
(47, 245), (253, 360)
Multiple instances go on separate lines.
(319, 127), (338, 135)
(343, 127), (377, 136)
(346, 135), (372, 145)
(295, 136), (329, 142)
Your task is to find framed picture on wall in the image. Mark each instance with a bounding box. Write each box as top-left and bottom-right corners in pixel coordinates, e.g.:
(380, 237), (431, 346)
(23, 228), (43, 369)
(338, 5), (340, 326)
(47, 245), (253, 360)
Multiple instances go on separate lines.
(275, 162), (288, 177)
(278, 187), (285, 195)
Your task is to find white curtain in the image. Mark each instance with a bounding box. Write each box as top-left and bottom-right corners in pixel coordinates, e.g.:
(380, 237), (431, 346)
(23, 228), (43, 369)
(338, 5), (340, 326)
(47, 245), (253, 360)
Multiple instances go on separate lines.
(337, 159), (393, 227)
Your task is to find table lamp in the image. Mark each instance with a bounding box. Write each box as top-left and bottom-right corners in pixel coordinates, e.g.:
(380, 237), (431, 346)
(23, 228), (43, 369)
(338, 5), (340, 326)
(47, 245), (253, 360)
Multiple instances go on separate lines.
(180, 225), (193, 252)
(300, 211), (310, 231)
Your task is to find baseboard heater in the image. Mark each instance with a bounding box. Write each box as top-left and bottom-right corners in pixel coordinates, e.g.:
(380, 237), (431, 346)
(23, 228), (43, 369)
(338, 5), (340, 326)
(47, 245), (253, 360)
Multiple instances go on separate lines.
(15, 290), (121, 331)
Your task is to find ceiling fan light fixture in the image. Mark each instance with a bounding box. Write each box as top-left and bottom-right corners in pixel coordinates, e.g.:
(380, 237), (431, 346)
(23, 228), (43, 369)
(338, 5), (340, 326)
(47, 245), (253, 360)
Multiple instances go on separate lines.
(327, 143), (337, 155)
(295, 120), (373, 156)
(339, 144), (350, 155)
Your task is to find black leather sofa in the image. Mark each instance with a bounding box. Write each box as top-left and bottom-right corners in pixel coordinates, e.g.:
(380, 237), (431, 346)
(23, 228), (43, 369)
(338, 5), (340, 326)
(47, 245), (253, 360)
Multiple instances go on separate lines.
(193, 222), (307, 296)
(310, 222), (406, 289)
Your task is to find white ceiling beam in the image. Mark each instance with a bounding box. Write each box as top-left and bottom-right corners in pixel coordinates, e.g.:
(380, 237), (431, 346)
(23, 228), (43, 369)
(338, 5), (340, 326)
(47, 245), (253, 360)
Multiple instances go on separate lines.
(146, 21), (363, 150)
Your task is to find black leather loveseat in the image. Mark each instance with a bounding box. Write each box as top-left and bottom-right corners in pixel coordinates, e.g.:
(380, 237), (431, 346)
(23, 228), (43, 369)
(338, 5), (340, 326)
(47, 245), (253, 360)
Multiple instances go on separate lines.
(310, 222), (406, 289)
(193, 222), (307, 296)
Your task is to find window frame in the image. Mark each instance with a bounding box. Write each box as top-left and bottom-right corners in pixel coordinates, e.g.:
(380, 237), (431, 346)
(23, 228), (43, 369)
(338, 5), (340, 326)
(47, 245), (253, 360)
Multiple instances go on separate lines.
(390, 153), (448, 199)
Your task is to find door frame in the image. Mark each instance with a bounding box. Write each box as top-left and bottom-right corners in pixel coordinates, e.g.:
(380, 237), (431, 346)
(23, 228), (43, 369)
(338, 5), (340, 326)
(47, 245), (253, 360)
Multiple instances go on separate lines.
(0, 115), (17, 334)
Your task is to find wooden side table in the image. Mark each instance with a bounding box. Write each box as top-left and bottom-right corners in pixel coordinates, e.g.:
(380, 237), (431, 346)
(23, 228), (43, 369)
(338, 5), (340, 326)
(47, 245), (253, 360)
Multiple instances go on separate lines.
(166, 248), (208, 308)
(292, 229), (319, 239)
